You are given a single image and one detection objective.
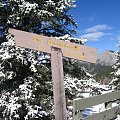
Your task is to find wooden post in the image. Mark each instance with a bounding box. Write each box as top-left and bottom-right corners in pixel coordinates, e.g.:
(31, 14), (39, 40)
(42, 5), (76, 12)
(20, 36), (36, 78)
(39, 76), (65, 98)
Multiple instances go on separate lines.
(51, 47), (67, 120)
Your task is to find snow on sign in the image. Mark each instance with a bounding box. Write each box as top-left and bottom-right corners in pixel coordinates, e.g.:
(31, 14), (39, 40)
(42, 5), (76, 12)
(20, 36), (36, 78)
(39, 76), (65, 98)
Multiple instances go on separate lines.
(9, 29), (97, 63)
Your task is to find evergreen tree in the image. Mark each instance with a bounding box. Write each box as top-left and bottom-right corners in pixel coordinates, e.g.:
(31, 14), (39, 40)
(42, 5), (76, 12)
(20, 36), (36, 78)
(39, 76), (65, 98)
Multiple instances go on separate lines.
(0, 1), (9, 43)
(111, 42), (120, 90)
(1, 0), (77, 37)
(0, 0), (93, 119)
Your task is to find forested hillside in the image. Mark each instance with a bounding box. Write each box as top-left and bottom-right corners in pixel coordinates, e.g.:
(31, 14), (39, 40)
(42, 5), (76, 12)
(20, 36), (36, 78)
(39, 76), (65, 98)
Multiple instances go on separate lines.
(79, 50), (116, 84)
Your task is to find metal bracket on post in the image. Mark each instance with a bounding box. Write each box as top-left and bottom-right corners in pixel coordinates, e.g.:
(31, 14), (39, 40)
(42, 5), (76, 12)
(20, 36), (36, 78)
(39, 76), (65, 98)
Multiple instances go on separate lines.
(51, 47), (67, 120)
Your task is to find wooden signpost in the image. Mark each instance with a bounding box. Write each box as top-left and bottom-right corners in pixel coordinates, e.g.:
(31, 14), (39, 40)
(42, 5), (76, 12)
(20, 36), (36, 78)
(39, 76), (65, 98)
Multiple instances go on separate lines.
(9, 29), (96, 63)
(9, 29), (97, 120)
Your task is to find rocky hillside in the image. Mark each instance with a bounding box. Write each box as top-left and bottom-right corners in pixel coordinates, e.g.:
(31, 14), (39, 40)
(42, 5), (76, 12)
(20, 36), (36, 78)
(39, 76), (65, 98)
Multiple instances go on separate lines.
(97, 50), (116, 66)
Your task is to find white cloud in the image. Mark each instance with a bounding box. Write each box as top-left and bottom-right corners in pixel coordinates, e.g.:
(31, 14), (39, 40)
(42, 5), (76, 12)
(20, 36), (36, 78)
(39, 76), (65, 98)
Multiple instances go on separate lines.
(85, 24), (111, 33)
(82, 32), (105, 41)
(81, 24), (112, 41)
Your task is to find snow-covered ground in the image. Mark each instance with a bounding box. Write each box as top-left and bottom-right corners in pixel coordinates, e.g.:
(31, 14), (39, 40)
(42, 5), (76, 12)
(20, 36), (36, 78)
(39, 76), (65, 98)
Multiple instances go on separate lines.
(83, 96), (119, 119)
(70, 77), (120, 119)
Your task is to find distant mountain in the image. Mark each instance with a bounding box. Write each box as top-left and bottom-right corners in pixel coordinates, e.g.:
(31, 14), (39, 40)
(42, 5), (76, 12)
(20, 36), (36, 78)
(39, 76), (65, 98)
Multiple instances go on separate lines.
(97, 50), (116, 66)
(79, 50), (116, 84)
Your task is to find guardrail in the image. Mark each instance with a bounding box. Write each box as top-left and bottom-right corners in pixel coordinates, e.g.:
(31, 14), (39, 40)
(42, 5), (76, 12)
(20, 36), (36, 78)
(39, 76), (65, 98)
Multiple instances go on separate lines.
(73, 90), (120, 120)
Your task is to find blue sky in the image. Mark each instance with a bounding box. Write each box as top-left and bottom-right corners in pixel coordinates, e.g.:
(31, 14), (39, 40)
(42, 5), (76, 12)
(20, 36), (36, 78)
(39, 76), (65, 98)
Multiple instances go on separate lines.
(69, 0), (120, 53)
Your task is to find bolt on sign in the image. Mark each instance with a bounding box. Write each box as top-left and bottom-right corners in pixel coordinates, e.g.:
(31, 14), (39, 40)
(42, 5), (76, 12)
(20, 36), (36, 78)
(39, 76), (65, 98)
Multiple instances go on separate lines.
(9, 29), (97, 63)
(9, 28), (97, 120)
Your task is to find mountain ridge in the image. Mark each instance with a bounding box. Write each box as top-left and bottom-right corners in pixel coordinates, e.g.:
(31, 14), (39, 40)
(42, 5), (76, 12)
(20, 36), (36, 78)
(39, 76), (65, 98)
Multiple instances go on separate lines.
(96, 50), (116, 66)
(79, 50), (116, 84)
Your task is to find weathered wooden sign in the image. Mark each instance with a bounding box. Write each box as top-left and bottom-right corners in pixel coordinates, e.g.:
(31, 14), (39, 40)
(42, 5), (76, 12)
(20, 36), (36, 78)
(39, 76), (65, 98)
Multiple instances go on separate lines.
(9, 29), (96, 63)
(9, 28), (97, 120)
